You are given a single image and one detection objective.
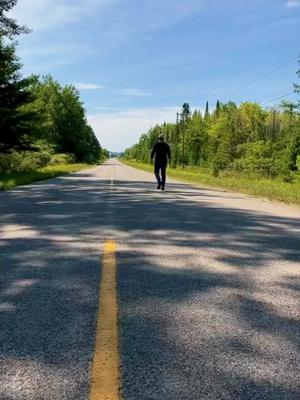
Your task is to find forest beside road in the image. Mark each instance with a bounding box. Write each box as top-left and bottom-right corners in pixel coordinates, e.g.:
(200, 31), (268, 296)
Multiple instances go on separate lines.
(0, 1), (108, 191)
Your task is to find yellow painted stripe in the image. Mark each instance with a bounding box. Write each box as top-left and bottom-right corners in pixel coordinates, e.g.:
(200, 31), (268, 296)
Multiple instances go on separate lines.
(90, 240), (120, 400)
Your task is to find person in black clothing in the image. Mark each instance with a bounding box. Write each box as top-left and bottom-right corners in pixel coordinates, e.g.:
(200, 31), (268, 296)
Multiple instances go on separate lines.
(151, 134), (171, 190)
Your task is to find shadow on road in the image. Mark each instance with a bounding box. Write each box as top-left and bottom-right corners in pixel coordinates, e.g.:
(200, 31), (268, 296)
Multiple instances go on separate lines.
(0, 175), (299, 399)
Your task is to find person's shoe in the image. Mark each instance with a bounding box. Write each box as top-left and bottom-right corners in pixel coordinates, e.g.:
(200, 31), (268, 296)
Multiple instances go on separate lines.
(161, 185), (165, 191)
(157, 183), (161, 190)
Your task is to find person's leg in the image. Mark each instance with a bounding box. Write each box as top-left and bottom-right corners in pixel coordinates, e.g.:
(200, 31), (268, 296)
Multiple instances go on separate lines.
(154, 163), (161, 188)
(161, 164), (166, 189)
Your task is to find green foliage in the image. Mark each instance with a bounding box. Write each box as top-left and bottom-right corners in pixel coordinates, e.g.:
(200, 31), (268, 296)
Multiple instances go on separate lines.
(0, 163), (89, 191)
(125, 55), (300, 182)
(296, 155), (300, 171)
(205, 101), (209, 119)
(49, 153), (75, 165)
(0, 38), (37, 151)
(125, 71), (300, 183)
(232, 141), (275, 176)
(26, 76), (102, 163)
(0, 70), (103, 170)
(0, 0), (30, 38)
(100, 148), (110, 161)
(0, 150), (51, 173)
(0, 1), (104, 173)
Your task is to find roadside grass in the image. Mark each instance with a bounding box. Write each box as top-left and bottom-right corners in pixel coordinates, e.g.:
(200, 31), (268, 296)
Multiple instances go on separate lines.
(0, 163), (91, 191)
(122, 159), (300, 207)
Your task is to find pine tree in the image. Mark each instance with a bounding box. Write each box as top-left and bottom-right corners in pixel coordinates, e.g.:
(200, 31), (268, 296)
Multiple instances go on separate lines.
(181, 103), (191, 122)
(0, 0), (29, 38)
(0, 0), (35, 151)
(182, 103), (190, 115)
(216, 100), (220, 116)
(0, 39), (35, 150)
(205, 101), (209, 118)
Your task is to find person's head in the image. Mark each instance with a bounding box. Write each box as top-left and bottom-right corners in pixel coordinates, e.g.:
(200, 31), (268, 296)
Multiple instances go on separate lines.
(158, 134), (164, 142)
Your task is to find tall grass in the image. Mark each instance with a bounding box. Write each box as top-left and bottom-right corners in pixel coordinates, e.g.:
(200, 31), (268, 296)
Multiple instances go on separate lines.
(122, 159), (300, 207)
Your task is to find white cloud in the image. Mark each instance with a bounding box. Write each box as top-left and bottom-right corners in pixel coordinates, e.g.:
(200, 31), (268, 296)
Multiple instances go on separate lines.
(118, 88), (153, 97)
(9, 0), (116, 73)
(93, 106), (115, 111)
(286, 0), (300, 7)
(10, 0), (203, 33)
(9, 0), (204, 74)
(9, 0), (114, 32)
(88, 107), (179, 151)
(16, 40), (91, 74)
(73, 83), (104, 90)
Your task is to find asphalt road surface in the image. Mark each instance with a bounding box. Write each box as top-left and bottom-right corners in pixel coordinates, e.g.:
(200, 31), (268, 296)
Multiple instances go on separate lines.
(1, 159), (300, 400)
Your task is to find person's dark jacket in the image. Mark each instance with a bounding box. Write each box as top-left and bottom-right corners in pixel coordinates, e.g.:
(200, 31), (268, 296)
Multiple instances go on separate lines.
(151, 142), (171, 165)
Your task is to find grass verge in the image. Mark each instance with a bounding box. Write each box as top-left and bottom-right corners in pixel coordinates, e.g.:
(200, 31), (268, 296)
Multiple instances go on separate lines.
(0, 163), (92, 191)
(122, 159), (300, 207)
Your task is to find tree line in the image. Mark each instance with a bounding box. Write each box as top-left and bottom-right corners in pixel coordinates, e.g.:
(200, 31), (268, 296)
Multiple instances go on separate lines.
(0, 0), (105, 173)
(124, 67), (300, 181)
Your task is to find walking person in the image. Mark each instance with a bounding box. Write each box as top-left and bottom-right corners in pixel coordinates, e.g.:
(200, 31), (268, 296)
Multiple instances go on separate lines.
(151, 135), (171, 190)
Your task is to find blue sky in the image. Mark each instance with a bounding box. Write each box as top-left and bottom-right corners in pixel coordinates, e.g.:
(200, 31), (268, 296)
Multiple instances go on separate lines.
(10, 0), (300, 151)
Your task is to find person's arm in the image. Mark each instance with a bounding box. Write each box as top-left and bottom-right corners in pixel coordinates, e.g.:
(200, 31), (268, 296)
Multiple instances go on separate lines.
(151, 144), (156, 161)
(167, 145), (171, 164)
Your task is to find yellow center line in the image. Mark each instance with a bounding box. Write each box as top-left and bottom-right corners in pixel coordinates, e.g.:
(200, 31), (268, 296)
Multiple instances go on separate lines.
(90, 240), (120, 400)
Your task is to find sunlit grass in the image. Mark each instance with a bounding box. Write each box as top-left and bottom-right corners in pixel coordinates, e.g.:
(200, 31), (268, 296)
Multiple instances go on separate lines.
(123, 159), (300, 207)
(0, 163), (91, 190)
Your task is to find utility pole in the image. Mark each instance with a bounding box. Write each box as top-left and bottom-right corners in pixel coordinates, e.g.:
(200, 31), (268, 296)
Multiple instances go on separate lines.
(272, 109), (276, 140)
(176, 112), (179, 167)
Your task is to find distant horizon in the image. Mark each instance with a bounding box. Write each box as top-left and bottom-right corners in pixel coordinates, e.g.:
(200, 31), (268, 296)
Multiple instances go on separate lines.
(10, 0), (300, 151)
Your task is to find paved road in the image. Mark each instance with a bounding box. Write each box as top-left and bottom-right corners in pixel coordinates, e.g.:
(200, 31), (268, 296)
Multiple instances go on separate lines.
(1, 159), (300, 400)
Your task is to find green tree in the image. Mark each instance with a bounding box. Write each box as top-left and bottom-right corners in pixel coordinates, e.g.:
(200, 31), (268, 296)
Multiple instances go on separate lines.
(25, 76), (101, 162)
(238, 102), (267, 142)
(216, 100), (220, 116)
(182, 103), (190, 118)
(205, 101), (210, 119)
(125, 60), (300, 181)
(0, 0), (29, 37)
(0, 39), (36, 151)
(185, 110), (207, 165)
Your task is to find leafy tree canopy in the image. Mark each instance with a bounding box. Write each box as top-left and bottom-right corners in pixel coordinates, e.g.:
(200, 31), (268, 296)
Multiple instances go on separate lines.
(0, 0), (29, 38)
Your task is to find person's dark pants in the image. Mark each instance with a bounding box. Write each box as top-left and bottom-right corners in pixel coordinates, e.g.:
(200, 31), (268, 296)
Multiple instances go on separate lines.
(154, 163), (167, 187)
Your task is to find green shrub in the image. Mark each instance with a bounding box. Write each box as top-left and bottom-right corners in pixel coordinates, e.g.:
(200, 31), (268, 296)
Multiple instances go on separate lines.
(292, 171), (300, 183)
(296, 155), (300, 171)
(0, 151), (77, 174)
(0, 151), (51, 173)
(49, 153), (75, 165)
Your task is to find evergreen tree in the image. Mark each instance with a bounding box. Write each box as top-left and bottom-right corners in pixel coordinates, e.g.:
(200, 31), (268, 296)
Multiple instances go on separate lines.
(216, 100), (220, 116)
(0, 0), (29, 37)
(0, 39), (36, 151)
(205, 101), (210, 119)
(182, 103), (190, 116)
